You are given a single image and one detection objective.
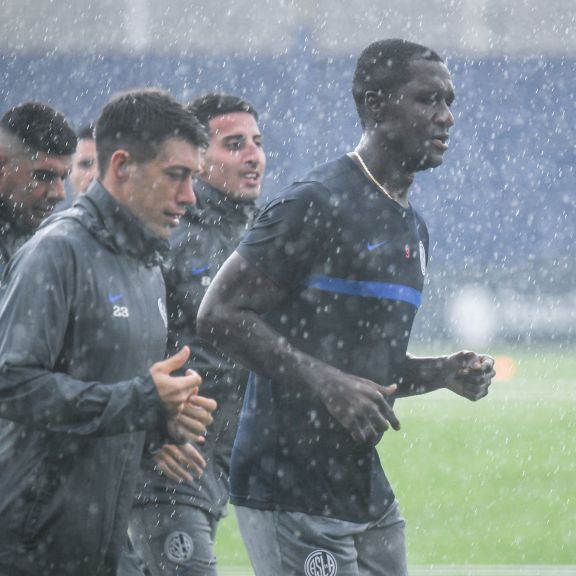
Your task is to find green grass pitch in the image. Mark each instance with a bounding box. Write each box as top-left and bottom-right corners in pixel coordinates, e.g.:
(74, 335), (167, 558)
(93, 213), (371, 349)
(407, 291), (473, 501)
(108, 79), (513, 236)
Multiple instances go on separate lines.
(215, 346), (576, 568)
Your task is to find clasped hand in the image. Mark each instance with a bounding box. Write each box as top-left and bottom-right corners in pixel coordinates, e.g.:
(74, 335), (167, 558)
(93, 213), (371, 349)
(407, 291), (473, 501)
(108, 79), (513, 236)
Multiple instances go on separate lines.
(444, 351), (496, 401)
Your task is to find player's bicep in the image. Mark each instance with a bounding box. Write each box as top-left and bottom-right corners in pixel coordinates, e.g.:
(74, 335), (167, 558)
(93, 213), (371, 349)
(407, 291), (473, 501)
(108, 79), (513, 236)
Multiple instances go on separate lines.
(200, 251), (289, 319)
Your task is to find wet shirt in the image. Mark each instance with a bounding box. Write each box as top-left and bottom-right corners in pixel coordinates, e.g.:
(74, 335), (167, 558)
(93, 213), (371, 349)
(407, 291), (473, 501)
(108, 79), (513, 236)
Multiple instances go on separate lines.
(231, 155), (429, 522)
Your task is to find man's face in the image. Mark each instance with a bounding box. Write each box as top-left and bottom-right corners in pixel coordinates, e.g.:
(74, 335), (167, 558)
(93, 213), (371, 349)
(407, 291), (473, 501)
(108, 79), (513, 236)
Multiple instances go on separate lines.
(378, 59), (455, 172)
(0, 151), (71, 230)
(120, 137), (202, 240)
(70, 138), (97, 196)
(201, 112), (265, 202)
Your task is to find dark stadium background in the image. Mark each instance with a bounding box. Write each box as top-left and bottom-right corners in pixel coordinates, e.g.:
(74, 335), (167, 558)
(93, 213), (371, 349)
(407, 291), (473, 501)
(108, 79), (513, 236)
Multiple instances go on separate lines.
(1, 1), (574, 347)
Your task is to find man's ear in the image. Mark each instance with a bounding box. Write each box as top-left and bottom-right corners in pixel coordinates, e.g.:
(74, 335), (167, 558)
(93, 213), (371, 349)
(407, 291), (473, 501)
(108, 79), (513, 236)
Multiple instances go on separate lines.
(109, 150), (132, 179)
(364, 90), (386, 122)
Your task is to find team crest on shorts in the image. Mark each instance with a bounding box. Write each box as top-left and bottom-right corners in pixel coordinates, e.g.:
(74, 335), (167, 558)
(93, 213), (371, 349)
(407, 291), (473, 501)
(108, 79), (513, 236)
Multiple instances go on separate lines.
(164, 531), (194, 564)
(419, 241), (426, 276)
(304, 549), (338, 576)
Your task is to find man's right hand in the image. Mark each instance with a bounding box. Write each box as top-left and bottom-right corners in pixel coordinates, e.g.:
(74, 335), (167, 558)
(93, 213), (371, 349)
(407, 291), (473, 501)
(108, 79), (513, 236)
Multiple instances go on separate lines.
(150, 346), (202, 415)
(314, 366), (400, 444)
(150, 346), (217, 443)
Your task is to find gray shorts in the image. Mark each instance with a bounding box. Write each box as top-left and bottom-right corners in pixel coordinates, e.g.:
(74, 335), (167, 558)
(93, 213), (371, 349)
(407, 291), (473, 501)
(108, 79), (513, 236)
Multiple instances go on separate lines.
(121, 504), (218, 576)
(235, 500), (407, 576)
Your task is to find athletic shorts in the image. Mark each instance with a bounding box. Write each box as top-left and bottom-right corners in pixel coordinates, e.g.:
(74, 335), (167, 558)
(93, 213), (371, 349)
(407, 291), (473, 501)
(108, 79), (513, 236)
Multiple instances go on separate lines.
(235, 500), (407, 576)
(124, 504), (218, 576)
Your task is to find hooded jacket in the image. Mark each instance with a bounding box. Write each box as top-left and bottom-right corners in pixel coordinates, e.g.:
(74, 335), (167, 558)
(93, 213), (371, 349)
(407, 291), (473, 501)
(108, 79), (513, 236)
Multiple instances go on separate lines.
(0, 182), (170, 576)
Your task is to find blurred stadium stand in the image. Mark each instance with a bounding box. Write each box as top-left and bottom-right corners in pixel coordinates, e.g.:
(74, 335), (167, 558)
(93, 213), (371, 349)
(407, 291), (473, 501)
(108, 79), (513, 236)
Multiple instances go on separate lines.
(1, 0), (574, 346)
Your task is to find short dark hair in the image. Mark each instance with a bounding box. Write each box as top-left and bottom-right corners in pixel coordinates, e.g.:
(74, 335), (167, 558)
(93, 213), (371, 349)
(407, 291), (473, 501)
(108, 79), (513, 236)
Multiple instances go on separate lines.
(95, 89), (209, 176)
(77, 124), (95, 141)
(188, 93), (258, 132)
(352, 39), (444, 127)
(0, 102), (77, 157)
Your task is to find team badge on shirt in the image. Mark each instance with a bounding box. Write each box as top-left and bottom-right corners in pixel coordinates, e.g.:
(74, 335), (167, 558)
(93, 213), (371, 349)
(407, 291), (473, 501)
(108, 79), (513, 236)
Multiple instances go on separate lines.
(419, 240), (427, 276)
(158, 297), (168, 328)
(304, 549), (338, 576)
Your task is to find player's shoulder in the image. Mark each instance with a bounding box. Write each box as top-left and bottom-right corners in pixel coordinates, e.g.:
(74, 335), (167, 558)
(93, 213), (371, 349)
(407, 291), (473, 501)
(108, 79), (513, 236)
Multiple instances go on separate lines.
(270, 156), (352, 211)
(36, 209), (95, 251)
(410, 205), (428, 230)
(297, 155), (354, 192)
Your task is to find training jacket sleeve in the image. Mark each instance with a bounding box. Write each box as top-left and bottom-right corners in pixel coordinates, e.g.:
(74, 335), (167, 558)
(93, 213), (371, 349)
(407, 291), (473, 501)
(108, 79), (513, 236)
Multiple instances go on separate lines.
(0, 235), (168, 437)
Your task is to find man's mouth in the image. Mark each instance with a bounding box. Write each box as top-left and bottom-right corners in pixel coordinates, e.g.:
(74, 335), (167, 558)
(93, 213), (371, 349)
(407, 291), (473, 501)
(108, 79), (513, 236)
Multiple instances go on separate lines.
(34, 205), (56, 218)
(241, 171), (260, 183)
(164, 211), (185, 227)
(430, 134), (449, 151)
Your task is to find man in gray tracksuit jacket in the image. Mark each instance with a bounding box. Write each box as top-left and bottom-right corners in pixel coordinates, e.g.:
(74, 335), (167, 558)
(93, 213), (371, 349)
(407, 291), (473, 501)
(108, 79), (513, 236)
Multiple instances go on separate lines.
(0, 90), (212, 576)
(0, 102), (76, 274)
(125, 94), (265, 576)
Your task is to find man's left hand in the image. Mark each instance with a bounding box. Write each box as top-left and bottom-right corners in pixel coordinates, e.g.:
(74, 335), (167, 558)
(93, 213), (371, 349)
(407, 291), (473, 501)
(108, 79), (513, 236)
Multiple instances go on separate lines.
(153, 443), (207, 485)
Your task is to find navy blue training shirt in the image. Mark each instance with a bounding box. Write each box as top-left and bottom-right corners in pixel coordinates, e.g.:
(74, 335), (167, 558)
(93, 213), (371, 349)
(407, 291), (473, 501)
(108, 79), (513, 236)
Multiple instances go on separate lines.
(231, 155), (429, 522)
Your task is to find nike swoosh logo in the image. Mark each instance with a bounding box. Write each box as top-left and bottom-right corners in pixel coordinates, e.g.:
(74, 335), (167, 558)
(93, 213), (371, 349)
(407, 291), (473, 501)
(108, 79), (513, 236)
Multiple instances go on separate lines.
(191, 264), (211, 276)
(367, 241), (387, 251)
(107, 292), (123, 304)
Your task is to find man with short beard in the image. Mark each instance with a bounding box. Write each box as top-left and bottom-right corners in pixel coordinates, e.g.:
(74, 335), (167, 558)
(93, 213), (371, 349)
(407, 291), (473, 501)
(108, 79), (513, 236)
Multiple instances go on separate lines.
(0, 102), (76, 272)
(0, 90), (216, 576)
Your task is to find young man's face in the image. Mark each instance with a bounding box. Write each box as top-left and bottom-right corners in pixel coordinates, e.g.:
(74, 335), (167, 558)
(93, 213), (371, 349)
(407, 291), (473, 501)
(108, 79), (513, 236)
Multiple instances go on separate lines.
(201, 111), (265, 202)
(0, 151), (71, 230)
(70, 138), (97, 196)
(121, 137), (202, 240)
(378, 59), (455, 172)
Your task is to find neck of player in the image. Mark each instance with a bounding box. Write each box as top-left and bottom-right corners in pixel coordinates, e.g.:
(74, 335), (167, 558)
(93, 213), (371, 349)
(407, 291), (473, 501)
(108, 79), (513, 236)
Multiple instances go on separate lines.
(353, 137), (414, 208)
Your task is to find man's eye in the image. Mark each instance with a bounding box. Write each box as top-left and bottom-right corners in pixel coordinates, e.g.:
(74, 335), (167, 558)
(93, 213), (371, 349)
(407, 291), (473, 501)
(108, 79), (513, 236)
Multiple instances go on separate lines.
(78, 160), (94, 169)
(166, 170), (187, 181)
(33, 171), (58, 183)
(223, 138), (245, 151)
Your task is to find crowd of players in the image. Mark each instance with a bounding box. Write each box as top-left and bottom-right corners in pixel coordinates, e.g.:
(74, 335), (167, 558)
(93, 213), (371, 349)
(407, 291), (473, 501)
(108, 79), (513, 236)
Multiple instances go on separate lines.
(0, 38), (495, 576)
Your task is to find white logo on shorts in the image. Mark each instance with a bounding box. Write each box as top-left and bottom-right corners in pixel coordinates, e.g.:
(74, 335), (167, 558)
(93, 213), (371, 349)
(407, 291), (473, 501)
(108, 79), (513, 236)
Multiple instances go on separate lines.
(304, 549), (338, 576)
(164, 531), (194, 564)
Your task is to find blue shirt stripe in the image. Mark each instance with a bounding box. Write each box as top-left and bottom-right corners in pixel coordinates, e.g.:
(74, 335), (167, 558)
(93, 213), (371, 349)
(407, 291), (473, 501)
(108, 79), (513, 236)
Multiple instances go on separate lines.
(305, 274), (422, 308)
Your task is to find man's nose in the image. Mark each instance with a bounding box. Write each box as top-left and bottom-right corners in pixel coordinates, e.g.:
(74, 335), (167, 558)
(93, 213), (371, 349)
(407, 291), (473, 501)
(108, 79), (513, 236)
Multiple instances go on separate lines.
(437, 102), (455, 128)
(180, 177), (196, 205)
(243, 142), (263, 165)
(48, 178), (66, 202)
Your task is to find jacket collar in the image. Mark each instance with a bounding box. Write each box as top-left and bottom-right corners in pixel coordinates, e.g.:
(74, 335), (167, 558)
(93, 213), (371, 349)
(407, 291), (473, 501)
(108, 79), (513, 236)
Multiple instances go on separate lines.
(188, 180), (257, 226)
(0, 205), (33, 261)
(0, 206), (14, 236)
(61, 181), (168, 266)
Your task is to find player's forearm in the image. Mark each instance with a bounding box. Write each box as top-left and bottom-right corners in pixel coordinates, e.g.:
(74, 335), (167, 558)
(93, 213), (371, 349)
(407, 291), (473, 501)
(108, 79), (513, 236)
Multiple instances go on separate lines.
(396, 354), (450, 397)
(197, 303), (326, 392)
